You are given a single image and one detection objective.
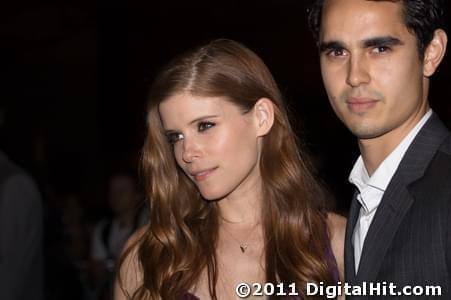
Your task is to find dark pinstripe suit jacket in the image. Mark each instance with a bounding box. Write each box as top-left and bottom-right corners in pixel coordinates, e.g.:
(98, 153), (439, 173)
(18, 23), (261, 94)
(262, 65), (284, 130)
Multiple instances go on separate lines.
(344, 114), (451, 299)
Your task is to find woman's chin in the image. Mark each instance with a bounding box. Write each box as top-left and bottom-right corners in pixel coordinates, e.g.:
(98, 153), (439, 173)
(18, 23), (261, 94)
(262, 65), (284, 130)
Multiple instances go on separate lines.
(198, 188), (227, 202)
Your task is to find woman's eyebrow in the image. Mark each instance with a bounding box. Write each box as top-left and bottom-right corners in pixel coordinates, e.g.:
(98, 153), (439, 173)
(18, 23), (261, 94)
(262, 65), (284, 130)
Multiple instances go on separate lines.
(187, 114), (220, 125)
(164, 114), (220, 132)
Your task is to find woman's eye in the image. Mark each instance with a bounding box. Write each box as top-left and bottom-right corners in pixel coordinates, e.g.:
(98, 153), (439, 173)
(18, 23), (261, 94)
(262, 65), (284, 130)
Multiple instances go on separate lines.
(166, 132), (183, 144)
(198, 122), (215, 132)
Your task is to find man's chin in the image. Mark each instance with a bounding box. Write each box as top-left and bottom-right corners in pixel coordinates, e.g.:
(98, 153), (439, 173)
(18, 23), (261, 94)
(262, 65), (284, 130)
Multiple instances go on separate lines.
(348, 123), (387, 140)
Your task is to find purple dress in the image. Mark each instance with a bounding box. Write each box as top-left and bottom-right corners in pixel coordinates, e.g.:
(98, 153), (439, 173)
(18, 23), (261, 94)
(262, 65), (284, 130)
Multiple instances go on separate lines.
(181, 244), (339, 299)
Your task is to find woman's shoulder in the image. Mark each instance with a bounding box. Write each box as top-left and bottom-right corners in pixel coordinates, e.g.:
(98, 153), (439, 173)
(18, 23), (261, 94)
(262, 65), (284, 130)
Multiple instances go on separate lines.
(326, 212), (346, 239)
(326, 212), (346, 281)
(114, 226), (147, 300)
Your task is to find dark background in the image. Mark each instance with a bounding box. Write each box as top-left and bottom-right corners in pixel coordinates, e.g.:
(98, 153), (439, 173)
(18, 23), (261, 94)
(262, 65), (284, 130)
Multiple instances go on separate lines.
(1, 0), (450, 297)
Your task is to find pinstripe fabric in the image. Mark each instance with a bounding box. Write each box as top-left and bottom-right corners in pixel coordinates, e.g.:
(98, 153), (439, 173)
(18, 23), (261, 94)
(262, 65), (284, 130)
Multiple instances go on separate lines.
(345, 191), (360, 284)
(344, 114), (451, 299)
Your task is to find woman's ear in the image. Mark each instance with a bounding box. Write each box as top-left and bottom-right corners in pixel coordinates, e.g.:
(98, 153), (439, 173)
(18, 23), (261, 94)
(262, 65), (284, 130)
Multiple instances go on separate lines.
(423, 29), (448, 77)
(253, 98), (275, 137)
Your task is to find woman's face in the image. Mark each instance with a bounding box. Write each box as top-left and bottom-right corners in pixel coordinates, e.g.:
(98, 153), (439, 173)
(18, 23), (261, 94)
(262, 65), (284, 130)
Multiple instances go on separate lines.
(159, 93), (263, 201)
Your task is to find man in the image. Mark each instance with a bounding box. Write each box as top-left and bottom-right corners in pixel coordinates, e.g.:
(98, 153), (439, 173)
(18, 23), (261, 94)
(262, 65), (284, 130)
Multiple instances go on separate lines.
(308, 0), (450, 298)
(0, 150), (43, 300)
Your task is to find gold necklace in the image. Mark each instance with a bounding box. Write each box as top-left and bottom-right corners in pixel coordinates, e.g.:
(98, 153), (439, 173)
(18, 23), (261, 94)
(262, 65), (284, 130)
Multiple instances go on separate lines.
(220, 221), (260, 253)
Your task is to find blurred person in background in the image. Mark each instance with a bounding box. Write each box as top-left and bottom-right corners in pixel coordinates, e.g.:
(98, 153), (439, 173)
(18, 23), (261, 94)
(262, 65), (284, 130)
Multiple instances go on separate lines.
(0, 150), (43, 300)
(89, 170), (147, 300)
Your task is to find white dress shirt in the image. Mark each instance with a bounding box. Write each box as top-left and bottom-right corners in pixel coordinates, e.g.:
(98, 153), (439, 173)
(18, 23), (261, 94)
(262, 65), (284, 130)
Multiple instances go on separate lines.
(349, 109), (432, 272)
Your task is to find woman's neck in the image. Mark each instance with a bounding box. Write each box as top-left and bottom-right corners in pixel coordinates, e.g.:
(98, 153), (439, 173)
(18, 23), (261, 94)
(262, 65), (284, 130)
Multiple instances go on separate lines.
(217, 179), (263, 225)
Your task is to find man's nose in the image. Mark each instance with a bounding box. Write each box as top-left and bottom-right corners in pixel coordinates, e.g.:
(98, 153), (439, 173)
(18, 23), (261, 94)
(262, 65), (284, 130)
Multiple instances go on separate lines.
(346, 55), (370, 87)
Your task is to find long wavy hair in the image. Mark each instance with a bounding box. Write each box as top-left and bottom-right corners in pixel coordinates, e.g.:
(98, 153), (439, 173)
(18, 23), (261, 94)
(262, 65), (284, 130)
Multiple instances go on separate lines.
(118, 39), (335, 299)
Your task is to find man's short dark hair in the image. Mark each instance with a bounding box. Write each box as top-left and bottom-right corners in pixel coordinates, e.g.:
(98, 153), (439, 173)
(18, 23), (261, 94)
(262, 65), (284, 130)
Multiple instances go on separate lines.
(308, 0), (447, 58)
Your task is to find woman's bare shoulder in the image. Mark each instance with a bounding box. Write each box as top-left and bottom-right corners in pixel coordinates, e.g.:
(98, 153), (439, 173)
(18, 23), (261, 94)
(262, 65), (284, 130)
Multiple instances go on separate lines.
(114, 226), (147, 300)
(326, 212), (346, 239)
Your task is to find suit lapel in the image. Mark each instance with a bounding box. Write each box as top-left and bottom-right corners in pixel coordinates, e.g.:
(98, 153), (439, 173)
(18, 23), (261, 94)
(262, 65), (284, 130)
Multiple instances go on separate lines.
(344, 191), (360, 282)
(353, 114), (450, 282)
(355, 180), (414, 280)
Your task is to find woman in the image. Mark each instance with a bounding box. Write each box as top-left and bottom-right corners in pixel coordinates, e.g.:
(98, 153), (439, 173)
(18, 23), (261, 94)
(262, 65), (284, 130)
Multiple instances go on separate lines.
(115, 39), (345, 299)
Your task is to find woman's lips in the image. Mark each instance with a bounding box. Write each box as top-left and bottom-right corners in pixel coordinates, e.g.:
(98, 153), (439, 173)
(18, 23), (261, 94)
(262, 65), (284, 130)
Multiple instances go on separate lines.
(191, 167), (218, 182)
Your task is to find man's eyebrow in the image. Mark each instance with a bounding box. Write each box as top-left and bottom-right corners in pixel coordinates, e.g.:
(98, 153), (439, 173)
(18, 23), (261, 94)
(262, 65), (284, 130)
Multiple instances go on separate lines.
(362, 36), (404, 48)
(319, 41), (345, 52)
(319, 36), (404, 52)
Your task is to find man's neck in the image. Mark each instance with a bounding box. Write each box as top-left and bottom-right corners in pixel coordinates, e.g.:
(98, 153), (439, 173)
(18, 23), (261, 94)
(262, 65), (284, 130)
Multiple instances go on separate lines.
(359, 107), (429, 176)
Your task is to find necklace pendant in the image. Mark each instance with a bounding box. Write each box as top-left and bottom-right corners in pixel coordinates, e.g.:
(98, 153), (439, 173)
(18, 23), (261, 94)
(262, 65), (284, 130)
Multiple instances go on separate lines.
(240, 245), (248, 253)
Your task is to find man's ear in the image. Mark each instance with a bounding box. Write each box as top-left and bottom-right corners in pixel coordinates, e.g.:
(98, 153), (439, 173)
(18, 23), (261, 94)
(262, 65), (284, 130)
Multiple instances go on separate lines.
(253, 98), (275, 137)
(423, 29), (448, 77)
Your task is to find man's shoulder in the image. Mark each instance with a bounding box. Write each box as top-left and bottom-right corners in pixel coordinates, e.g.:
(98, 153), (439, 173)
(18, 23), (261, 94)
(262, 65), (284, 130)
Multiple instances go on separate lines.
(409, 130), (451, 200)
(430, 130), (451, 172)
(438, 130), (451, 155)
(405, 115), (451, 180)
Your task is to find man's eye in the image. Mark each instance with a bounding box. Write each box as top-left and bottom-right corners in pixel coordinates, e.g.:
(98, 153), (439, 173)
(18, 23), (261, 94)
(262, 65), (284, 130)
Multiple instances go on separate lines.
(198, 122), (215, 132)
(328, 48), (346, 57)
(166, 132), (183, 144)
(372, 46), (391, 54)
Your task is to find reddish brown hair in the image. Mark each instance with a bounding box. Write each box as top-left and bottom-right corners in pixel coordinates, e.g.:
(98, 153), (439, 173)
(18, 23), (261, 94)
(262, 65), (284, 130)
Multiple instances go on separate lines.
(118, 39), (335, 299)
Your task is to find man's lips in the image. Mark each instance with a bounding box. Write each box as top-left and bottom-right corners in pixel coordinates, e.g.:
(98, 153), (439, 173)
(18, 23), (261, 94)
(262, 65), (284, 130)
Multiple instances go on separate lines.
(346, 97), (379, 113)
(190, 167), (218, 181)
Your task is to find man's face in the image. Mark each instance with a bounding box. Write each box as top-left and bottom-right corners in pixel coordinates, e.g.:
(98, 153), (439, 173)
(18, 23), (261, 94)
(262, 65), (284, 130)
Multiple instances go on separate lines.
(319, 0), (429, 143)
